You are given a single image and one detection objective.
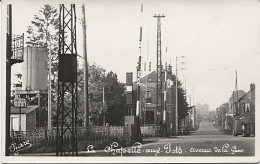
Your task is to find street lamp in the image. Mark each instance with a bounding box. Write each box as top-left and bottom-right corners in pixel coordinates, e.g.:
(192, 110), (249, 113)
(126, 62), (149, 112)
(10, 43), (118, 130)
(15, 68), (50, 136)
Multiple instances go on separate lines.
(175, 56), (186, 136)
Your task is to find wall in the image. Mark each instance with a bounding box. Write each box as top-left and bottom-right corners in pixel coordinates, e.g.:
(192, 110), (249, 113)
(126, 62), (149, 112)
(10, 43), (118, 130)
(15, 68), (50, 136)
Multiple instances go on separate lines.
(26, 110), (36, 131)
(10, 114), (26, 131)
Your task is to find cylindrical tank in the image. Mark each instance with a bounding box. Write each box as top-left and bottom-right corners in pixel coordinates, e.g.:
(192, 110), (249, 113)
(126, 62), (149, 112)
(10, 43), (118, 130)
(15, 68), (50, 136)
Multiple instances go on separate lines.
(21, 46), (48, 91)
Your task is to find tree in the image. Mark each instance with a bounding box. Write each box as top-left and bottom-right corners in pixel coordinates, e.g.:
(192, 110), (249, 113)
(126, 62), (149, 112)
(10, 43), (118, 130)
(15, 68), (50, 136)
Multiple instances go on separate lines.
(26, 5), (59, 124)
(76, 64), (125, 126)
(168, 74), (189, 119)
(196, 103), (210, 119)
(87, 63), (106, 125)
(102, 71), (125, 126)
(26, 5), (59, 48)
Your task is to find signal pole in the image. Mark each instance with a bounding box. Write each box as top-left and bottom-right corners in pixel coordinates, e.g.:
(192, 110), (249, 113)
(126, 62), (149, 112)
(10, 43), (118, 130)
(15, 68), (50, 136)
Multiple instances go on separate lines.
(153, 14), (165, 125)
(136, 4), (143, 117)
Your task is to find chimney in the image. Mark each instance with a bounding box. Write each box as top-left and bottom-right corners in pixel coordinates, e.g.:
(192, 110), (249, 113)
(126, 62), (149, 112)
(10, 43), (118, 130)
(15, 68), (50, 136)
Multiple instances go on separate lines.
(250, 83), (255, 110)
(250, 83), (255, 91)
(167, 64), (172, 74)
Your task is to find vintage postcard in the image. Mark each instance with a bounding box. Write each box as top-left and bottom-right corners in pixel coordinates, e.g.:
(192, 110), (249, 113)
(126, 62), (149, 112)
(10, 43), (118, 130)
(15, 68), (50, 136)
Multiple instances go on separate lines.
(1, 0), (260, 163)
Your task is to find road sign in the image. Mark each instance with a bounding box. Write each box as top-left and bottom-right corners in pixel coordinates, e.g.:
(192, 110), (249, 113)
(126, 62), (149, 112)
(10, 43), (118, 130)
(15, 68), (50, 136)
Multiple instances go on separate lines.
(14, 98), (27, 108)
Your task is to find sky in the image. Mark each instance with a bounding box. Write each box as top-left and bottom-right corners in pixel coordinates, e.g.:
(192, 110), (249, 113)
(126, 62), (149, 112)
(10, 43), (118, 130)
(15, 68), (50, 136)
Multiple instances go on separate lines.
(3, 0), (260, 111)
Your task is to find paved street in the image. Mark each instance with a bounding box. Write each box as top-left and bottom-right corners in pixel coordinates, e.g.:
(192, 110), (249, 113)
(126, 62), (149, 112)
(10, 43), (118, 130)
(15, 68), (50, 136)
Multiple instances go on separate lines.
(23, 119), (254, 156)
(80, 119), (254, 156)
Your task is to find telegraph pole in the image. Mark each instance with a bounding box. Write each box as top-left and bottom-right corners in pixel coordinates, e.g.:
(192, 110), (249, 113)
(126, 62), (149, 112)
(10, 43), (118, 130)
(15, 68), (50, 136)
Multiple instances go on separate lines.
(47, 39), (52, 130)
(175, 56), (178, 136)
(153, 14), (165, 125)
(6, 4), (12, 156)
(163, 47), (168, 123)
(82, 4), (89, 129)
(103, 87), (105, 126)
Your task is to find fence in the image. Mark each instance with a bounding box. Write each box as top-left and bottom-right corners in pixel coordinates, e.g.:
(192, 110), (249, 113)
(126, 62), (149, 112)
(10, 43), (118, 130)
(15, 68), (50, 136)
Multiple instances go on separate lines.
(10, 125), (159, 154)
(140, 125), (160, 138)
(10, 126), (126, 149)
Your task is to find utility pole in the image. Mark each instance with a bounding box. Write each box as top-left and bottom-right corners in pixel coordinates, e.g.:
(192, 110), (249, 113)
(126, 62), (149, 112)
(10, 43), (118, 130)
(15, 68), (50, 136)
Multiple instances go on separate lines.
(47, 39), (52, 130)
(163, 47), (167, 123)
(153, 14), (165, 125)
(163, 61), (167, 123)
(82, 4), (89, 129)
(6, 4), (12, 156)
(175, 56), (178, 136)
(103, 87), (105, 126)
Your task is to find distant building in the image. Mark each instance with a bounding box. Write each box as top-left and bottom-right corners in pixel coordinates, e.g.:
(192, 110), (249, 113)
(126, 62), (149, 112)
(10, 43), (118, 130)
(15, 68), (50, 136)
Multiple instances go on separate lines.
(188, 106), (196, 128)
(222, 90), (247, 131)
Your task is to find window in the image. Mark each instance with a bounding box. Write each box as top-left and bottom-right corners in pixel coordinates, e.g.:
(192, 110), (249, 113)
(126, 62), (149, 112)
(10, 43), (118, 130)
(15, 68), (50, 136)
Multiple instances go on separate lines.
(146, 91), (152, 104)
(145, 111), (154, 124)
(244, 102), (250, 113)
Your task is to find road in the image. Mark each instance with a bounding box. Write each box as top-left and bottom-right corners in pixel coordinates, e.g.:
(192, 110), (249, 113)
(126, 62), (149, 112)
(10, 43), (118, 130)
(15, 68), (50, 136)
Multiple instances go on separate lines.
(22, 119), (254, 156)
(80, 119), (255, 156)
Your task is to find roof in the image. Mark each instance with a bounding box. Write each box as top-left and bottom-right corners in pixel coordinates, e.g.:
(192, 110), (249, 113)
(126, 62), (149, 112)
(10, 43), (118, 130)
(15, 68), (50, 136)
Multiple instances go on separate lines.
(11, 106), (38, 114)
(238, 84), (255, 101)
(229, 90), (246, 102)
(140, 71), (157, 83)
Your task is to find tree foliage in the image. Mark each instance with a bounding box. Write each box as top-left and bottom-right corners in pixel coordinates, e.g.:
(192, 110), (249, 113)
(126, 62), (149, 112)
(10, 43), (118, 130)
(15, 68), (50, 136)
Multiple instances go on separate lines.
(102, 71), (125, 126)
(76, 64), (125, 126)
(26, 5), (59, 48)
(168, 74), (189, 119)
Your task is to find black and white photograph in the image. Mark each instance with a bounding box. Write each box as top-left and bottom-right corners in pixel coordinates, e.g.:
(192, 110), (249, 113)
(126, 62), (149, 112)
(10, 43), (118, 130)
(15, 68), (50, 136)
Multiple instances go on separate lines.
(2, 0), (260, 163)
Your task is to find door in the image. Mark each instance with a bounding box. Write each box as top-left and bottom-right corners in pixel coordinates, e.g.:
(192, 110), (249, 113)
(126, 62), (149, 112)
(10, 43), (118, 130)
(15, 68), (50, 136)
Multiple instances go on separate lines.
(11, 117), (19, 131)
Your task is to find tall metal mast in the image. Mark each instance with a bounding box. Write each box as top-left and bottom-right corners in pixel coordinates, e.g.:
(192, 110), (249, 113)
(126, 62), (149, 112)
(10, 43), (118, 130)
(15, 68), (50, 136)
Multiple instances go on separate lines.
(153, 14), (165, 125)
(56, 4), (78, 156)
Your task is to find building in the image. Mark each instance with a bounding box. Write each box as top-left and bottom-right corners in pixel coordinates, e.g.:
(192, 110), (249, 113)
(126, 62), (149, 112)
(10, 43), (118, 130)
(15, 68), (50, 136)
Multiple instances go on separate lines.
(10, 46), (48, 133)
(187, 106), (196, 129)
(233, 83), (255, 136)
(138, 66), (177, 136)
(10, 106), (47, 132)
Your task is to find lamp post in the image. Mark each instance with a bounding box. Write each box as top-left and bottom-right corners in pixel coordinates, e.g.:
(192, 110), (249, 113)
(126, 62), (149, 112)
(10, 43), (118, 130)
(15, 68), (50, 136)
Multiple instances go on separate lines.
(175, 56), (186, 136)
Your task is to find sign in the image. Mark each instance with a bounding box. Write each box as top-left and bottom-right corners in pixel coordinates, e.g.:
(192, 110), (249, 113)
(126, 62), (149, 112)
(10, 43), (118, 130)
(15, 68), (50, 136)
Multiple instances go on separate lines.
(11, 34), (24, 61)
(14, 98), (27, 108)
